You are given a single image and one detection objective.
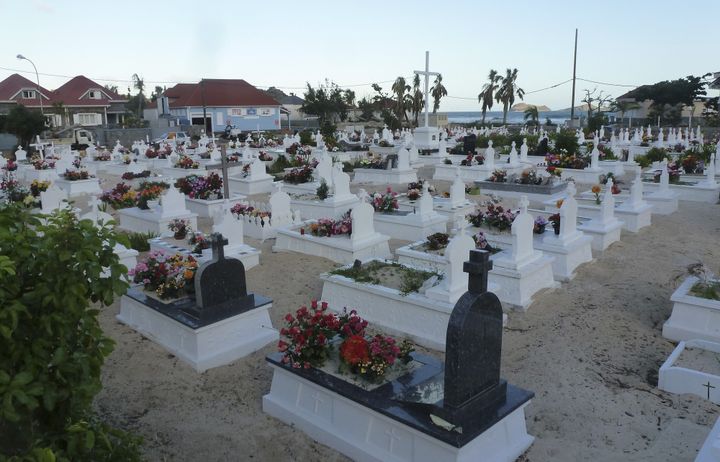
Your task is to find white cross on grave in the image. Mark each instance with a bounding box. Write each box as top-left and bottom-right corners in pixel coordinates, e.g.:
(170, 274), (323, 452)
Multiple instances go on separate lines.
(311, 391), (324, 414)
(385, 427), (402, 452)
(413, 51), (440, 129)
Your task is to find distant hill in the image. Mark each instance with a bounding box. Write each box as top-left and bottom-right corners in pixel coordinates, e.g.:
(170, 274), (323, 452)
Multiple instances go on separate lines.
(511, 102), (551, 112)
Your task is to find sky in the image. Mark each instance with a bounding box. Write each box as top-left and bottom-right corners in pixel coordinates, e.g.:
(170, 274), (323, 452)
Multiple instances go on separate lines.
(1, 0), (718, 112)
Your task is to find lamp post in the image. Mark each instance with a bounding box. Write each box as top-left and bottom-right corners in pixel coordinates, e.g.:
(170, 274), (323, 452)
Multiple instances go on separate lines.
(16, 54), (44, 117)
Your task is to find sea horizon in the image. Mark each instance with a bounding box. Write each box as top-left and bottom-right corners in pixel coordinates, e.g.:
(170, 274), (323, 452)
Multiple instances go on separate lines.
(446, 110), (573, 125)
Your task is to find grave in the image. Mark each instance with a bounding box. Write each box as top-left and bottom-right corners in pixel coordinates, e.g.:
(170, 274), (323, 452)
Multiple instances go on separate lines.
(290, 164), (360, 220)
(118, 233), (276, 372)
(663, 275), (720, 343)
(117, 184), (198, 236)
(53, 172), (102, 196)
(373, 182), (448, 241)
(429, 169), (476, 223)
(228, 157), (276, 195)
(81, 197), (138, 272)
(39, 183), (68, 214)
(352, 147), (418, 185)
(236, 187), (302, 241)
(489, 196), (558, 310)
(265, 250), (535, 462)
(612, 173), (654, 232)
(644, 161), (679, 214)
(658, 339), (720, 406)
(696, 416), (720, 462)
(273, 201), (391, 265)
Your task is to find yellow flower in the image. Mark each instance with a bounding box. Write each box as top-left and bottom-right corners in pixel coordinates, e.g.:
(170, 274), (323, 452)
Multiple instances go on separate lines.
(556, 199), (564, 208)
(591, 185), (601, 194)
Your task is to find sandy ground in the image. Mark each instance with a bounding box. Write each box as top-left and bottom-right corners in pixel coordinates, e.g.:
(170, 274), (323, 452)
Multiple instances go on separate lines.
(89, 166), (720, 462)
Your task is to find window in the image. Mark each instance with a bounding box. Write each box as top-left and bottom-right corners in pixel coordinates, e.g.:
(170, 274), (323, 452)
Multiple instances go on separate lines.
(73, 113), (102, 126)
(22, 90), (36, 99)
(87, 90), (102, 100)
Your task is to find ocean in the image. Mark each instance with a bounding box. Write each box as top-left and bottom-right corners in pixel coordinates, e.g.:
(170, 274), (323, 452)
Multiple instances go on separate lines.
(446, 111), (571, 125)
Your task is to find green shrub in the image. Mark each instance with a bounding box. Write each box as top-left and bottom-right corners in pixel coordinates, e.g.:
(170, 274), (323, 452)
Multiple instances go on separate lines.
(645, 147), (670, 163)
(120, 231), (159, 252)
(299, 130), (314, 146)
(316, 179), (329, 200)
(268, 154), (292, 174)
(553, 130), (580, 155)
(634, 154), (651, 168)
(0, 204), (142, 461)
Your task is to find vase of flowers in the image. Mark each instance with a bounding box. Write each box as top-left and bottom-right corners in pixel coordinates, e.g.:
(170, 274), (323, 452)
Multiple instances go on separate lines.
(549, 213), (561, 235)
(591, 184), (602, 204)
(533, 216), (548, 234)
(372, 187), (399, 213)
(169, 219), (190, 240)
(128, 252), (198, 300)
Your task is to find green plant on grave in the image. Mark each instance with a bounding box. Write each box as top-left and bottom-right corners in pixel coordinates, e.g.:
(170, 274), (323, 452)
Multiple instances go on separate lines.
(316, 179), (329, 200)
(644, 147), (670, 163)
(268, 154), (292, 174)
(120, 230), (159, 252)
(684, 262), (720, 301)
(0, 203), (142, 461)
(634, 154), (652, 168)
(553, 130), (580, 156)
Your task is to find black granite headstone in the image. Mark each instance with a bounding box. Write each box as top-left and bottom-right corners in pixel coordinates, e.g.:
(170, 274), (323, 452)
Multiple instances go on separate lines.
(463, 134), (477, 154)
(183, 232), (255, 322)
(535, 137), (549, 157)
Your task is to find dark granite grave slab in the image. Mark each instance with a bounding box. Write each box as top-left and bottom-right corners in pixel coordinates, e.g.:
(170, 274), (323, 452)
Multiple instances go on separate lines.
(265, 351), (533, 448)
(476, 180), (568, 195)
(126, 287), (272, 330)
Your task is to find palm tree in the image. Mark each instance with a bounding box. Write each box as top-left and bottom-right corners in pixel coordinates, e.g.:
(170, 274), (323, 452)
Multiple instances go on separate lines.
(478, 69), (501, 125)
(612, 100), (640, 127)
(523, 106), (539, 125)
(495, 68), (525, 125)
(391, 77), (411, 125)
(411, 74), (424, 127)
(132, 74), (145, 118)
(430, 74), (447, 113)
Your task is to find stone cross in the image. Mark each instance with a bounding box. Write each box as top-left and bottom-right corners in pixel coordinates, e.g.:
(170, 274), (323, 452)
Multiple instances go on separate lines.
(210, 232), (228, 261)
(444, 249), (504, 409)
(484, 140), (495, 169)
(205, 145), (231, 199)
(508, 142), (519, 165)
(510, 195), (534, 263)
(413, 51), (440, 128)
(703, 381), (716, 400)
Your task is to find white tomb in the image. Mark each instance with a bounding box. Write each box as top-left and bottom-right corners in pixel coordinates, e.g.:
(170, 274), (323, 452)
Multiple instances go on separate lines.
(117, 184), (198, 236)
(290, 165), (360, 220)
(352, 147), (418, 184)
(39, 183), (68, 214)
(236, 187), (302, 241)
(696, 416), (720, 462)
(81, 197), (138, 272)
(273, 201), (391, 264)
(373, 182), (448, 241)
(614, 173), (653, 232)
(663, 276), (720, 343)
(228, 158), (275, 195)
(572, 180), (624, 251)
(659, 339), (720, 406)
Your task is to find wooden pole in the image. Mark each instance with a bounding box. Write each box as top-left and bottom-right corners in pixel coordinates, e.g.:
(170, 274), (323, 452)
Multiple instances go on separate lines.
(570, 29), (578, 125)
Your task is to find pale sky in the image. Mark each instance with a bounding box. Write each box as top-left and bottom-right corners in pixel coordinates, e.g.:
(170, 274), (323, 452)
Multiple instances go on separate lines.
(1, 0), (718, 111)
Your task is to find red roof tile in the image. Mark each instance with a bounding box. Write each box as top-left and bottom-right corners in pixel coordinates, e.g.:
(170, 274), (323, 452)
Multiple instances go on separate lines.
(0, 73), (53, 106)
(53, 75), (127, 107)
(165, 79), (280, 108)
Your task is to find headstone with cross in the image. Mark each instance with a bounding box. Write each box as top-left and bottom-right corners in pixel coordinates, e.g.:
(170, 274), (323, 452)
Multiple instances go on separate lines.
(185, 232), (256, 322)
(204, 145), (231, 200)
(704, 381), (716, 400)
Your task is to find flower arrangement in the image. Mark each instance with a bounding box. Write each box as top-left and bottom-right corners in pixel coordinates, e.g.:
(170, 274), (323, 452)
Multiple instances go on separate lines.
(514, 169), (543, 185)
(62, 169), (91, 181)
(30, 179), (50, 197)
(308, 211), (352, 237)
(32, 159), (55, 170)
(591, 184), (602, 204)
(121, 155), (132, 165)
(230, 203), (271, 220)
(121, 170), (152, 180)
(681, 155), (699, 174)
(407, 181), (434, 193)
(239, 163), (251, 178)
(168, 218), (191, 239)
(175, 173), (223, 200)
(407, 188), (420, 201)
(136, 181), (169, 209)
(278, 301), (413, 381)
(548, 213), (561, 234)
(533, 216), (548, 234)
(188, 232), (210, 254)
(145, 148), (158, 159)
(1, 173), (33, 207)
(653, 161), (681, 184)
(545, 150), (588, 175)
(174, 156), (199, 169)
(100, 183), (135, 209)
(316, 179), (329, 200)
(378, 139), (392, 147)
(488, 169), (507, 183)
(93, 152), (111, 161)
(459, 154), (475, 166)
(283, 165), (314, 184)
(466, 198), (517, 231)
(425, 232), (449, 251)
(258, 151), (273, 161)
(371, 187), (399, 213)
(128, 252), (198, 300)
(72, 158), (82, 169)
(473, 231), (499, 253)
(4, 160), (18, 171)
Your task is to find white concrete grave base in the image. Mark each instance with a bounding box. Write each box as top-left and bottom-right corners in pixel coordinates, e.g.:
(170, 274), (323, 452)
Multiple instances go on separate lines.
(228, 176), (275, 195)
(274, 225), (391, 265)
(263, 366), (534, 462)
(663, 276), (720, 343)
(644, 194), (678, 215)
(658, 339), (720, 405)
(696, 416), (720, 462)
(54, 177), (101, 196)
(148, 237), (260, 270)
(432, 164), (492, 182)
(576, 220), (623, 252)
(114, 244), (139, 272)
(185, 195), (246, 219)
(117, 207), (198, 237)
(352, 168), (417, 185)
(615, 204), (653, 233)
(489, 253), (558, 310)
(291, 196), (359, 220)
(539, 233), (594, 282)
(372, 212), (448, 242)
(117, 294), (277, 372)
(560, 168), (603, 184)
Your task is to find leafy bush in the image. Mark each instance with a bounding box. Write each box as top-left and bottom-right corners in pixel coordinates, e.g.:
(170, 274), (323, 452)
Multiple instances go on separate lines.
(120, 231), (159, 252)
(299, 130), (314, 146)
(634, 154), (652, 168)
(553, 130), (580, 155)
(316, 179), (329, 200)
(0, 204), (142, 461)
(645, 147), (670, 163)
(268, 154), (292, 174)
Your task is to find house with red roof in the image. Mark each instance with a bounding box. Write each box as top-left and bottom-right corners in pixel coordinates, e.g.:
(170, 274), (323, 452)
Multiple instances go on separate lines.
(161, 79), (282, 133)
(0, 73), (128, 128)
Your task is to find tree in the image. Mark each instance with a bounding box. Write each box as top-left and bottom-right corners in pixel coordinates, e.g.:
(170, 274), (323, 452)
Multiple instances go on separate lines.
(357, 97), (377, 122)
(391, 77), (412, 125)
(523, 106), (539, 125)
(104, 84), (119, 94)
(300, 79), (353, 126)
(50, 101), (66, 128)
(581, 88), (612, 121)
(131, 74), (145, 118)
(611, 100), (640, 126)
(411, 74), (424, 127)
(2, 105), (46, 148)
(430, 74), (447, 113)
(622, 75), (708, 109)
(0, 204), (141, 461)
(478, 69), (501, 125)
(150, 85), (164, 103)
(495, 68), (525, 124)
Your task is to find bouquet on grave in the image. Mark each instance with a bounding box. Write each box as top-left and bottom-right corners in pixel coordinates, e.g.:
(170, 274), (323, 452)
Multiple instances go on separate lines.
(32, 159), (55, 170)
(371, 187), (399, 213)
(121, 170), (152, 180)
(100, 183), (136, 209)
(129, 251), (198, 300)
(188, 231), (211, 255)
(488, 169), (508, 183)
(136, 181), (169, 209)
(62, 169), (91, 181)
(308, 210), (352, 237)
(175, 156), (199, 169)
(283, 165), (314, 184)
(175, 173), (223, 200)
(231, 203), (271, 220)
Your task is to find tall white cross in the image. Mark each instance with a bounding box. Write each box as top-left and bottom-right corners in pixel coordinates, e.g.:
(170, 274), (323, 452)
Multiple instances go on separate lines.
(414, 51), (440, 128)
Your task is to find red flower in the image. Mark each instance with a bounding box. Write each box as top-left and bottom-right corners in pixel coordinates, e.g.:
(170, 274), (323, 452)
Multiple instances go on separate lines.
(340, 335), (370, 366)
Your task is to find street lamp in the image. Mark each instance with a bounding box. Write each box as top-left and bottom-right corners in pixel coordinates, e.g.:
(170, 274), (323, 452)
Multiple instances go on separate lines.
(16, 54), (44, 116)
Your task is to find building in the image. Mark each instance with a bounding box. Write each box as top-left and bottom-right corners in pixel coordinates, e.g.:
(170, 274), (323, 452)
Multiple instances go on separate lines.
(161, 79), (282, 133)
(0, 73), (128, 128)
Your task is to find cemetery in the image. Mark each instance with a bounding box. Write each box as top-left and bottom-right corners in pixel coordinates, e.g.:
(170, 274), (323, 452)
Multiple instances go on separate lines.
(2, 10), (720, 461)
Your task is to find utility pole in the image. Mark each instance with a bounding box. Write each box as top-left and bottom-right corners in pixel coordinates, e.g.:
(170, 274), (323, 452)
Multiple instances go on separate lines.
(570, 29), (578, 126)
(200, 79), (208, 135)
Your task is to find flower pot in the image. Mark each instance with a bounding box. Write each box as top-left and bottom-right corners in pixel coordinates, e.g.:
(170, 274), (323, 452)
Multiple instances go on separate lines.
(174, 231), (187, 240)
(147, 199), (160, 209)
(534, 225), (546, 235)
(553, 224), (560, 235)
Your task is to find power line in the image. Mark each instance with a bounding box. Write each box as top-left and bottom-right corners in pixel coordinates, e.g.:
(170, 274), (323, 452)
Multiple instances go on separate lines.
(576, 77), (638, 88)
(444, 79), (573, 101)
